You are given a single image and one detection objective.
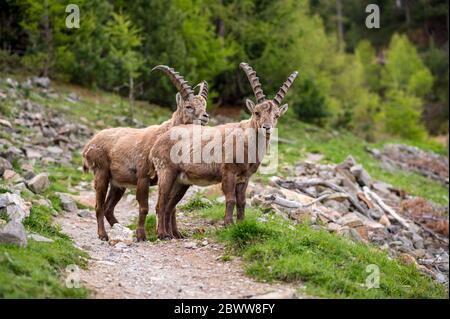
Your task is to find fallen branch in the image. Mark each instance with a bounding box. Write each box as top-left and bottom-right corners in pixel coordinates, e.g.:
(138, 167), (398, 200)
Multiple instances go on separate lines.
(363, 186), (410, 229)
(275, 178), (369, 217)
(264, 194), (301, 209)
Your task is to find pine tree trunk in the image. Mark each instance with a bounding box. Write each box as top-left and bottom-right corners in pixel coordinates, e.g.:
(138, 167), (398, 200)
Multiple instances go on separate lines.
(129, 75), (135, 122)
(42, 0), (52, 77)
(336, 0), (344, 52)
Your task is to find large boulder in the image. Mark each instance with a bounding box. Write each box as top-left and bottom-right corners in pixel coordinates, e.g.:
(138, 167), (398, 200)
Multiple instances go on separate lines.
(27, 173), (50, 194)
(0, 221), (28, 247)
(0, 192), (31, 223)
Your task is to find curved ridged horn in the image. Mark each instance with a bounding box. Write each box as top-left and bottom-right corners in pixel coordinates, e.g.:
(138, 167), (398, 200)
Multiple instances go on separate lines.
(195, 81), (208, 101)
(152, 65), (194, 101)
(273, 71), (299, 106)
(239, 62), (266, 104)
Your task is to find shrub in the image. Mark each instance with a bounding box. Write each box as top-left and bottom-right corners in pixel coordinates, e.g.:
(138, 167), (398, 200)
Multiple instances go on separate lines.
(292, 77), (328, 125)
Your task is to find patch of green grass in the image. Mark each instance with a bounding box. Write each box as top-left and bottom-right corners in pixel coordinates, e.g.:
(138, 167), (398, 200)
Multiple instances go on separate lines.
(179, 193), (214, 212)
(0, 184), (10, 194)
(128, 215), (157, 242)
(277, 118), (449, 206)
(198, 203), (446, 299)
(0, 205), (88, 298)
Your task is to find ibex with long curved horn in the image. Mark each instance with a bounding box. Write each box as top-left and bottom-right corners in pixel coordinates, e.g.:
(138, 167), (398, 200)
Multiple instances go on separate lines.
(82, 65), (209, 241)
(149, 62), (298, 239)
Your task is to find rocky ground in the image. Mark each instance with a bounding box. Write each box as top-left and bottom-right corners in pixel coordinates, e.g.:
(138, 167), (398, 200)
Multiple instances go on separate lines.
(1, 76), (448, 298)
(55, 189), (300, 299)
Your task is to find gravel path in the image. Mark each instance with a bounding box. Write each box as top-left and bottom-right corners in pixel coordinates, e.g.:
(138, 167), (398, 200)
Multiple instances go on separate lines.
(56, 190), (303, 299)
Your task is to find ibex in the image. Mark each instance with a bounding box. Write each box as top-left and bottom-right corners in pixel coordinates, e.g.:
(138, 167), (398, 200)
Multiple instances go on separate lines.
(149, 63), (298, 239)
(82, 65), (209, 241)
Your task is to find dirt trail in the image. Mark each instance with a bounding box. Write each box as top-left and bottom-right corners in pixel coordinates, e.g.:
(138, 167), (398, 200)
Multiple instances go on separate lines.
(56, 189), (302, 299)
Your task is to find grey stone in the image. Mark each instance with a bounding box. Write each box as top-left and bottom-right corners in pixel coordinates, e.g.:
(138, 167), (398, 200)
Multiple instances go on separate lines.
(5, 78), (18, 88)
(323, 199), (348, 213)
(183, 241), (198, 249)
(108, 224), (133, 246)
(350, 164), (363, 177)
(0, 157), (13, 176)
(337, 213), (363, 227)
(27, 173), (50, 194)
(56, 193), (78, 213)
(3, 146), (23, 162)
(28, 233), (54, 243)
(22, 170), (36, 180)
(31, 76), (51, 88)
(0, 193), (30, 222)
(357, 169), (372, 187)
(25, 148), (42, 160)
(0, 118), (12, 129)
(66, 92), (80, 103)
(372, 182), (392, 195)
(368, 208), (384, 220)
(46, 146), (64, 156)
(0, 221), (27, 246)
(77, 209), (93, 218)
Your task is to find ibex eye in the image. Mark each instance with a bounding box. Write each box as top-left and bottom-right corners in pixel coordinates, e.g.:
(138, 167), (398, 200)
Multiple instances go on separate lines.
(255, 111), (260, 117)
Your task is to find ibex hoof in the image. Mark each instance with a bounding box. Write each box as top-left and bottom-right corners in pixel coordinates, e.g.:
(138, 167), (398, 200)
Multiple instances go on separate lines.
(98, 233), (109, 241)
(224, 219), (234, 226)
(136, 236), (147, 242)
(136, 229), (147, 242)
(173, 231), (185, 239)
(157, 233), (173, 240)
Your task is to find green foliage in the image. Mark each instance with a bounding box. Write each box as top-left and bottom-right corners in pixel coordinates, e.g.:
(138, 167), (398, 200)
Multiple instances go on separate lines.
(355, 40), (382, 92)
(423, 41), (449, 135)
(1, 0), (448, 138)
(104, 12), (144, 79)
(217, 219), (278, 249)
(292, 77), (328, 125)
(383, 90), (427, 140)
(383, 34), (433, 98)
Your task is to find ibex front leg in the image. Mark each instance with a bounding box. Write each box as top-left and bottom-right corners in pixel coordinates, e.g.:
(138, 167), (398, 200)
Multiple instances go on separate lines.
(156, 170), (177, 239)
(136, 177), (149, 242)
(236, 180), (249, 221)
(94, 170), (110, 241)
(222, 172), (237, 225)
(165, 182), (190, 238)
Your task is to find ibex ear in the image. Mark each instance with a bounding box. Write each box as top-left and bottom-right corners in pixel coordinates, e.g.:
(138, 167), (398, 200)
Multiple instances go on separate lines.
(175, 92), (183, 108)
(246, 99), (255, 113)
(279, 104), (288, 116)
